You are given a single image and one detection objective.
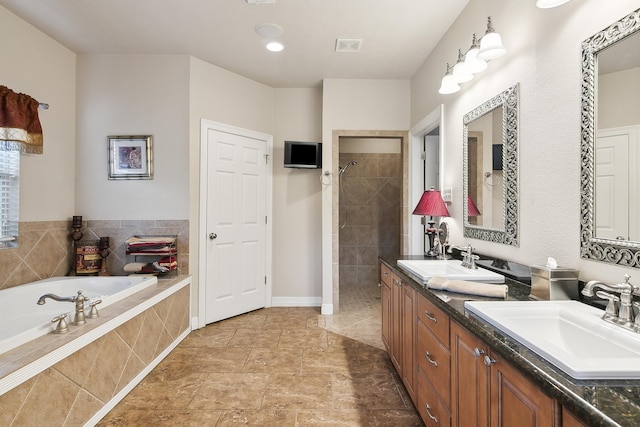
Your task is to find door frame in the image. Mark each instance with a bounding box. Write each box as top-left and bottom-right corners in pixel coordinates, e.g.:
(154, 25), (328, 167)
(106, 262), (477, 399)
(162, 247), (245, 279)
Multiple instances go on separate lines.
(198, 119), (273, 328)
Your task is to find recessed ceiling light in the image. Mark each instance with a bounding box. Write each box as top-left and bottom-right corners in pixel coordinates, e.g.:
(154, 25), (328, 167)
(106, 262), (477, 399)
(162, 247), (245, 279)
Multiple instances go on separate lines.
(255, 23), (284, 38)
(266, 41), (284, 52)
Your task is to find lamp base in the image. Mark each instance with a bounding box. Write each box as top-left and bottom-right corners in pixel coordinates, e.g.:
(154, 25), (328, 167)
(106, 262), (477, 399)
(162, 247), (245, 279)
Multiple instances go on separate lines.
(425, 219), (438, 257)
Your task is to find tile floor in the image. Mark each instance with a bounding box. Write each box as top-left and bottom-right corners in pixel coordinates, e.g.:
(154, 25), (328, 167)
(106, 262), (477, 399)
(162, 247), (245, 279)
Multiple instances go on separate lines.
(98, 283), (423, 426)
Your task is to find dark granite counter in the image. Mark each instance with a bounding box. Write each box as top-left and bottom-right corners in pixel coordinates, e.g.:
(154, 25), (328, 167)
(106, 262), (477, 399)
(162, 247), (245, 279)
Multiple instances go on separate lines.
(380, 255), (640, 427)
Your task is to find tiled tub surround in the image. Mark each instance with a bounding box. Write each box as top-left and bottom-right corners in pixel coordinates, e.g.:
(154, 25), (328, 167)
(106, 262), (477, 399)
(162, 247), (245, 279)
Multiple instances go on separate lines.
(339, 152), (401, 289)
(0, 220), (189, 291)
(0, 276), (191, 427)
(381, 255), (640, 427)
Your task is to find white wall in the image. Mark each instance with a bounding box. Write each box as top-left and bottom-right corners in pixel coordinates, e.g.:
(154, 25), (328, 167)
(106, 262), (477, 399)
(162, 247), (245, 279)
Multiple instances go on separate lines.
(322, 79), (410, 311)
(0, 6), (76, 221)
(188, 57), (275, 317)
(272, 88), (323, 301)
(410, 0), (640, 283)
(76, 54), (190, 220)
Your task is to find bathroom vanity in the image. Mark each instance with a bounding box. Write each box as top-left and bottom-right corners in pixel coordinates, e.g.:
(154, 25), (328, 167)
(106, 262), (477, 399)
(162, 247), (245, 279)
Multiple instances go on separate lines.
(380, 255), (640, 427)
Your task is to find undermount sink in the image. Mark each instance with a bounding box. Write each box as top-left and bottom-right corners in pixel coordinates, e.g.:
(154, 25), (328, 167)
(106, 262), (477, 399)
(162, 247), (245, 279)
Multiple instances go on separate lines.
(397, 259), (505, 284)
(464, 300), (640, 379)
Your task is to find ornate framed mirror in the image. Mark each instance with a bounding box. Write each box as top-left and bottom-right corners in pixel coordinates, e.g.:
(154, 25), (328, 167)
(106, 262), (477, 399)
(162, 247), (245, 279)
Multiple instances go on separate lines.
(463, 83), (519, 246)
(581, 8), (640, 267)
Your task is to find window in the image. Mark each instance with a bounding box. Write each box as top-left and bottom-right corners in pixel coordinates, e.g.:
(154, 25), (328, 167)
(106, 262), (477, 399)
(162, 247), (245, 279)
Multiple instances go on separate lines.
(0, 148), (19, 248)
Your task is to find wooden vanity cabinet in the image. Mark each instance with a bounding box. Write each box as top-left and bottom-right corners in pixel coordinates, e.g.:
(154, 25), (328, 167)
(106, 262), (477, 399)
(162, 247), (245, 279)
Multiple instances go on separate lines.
(416, 292), (452, 426)
(380, 263), (416, 402)
(451, 321), (556, 427)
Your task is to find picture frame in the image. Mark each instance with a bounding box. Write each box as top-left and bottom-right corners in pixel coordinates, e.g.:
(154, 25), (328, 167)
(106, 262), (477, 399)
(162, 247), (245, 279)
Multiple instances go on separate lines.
(108, 135), (153, 180)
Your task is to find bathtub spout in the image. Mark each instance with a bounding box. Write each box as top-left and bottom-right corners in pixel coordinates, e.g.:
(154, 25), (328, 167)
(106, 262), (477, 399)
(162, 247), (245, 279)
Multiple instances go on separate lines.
(37, 293), (76, 305)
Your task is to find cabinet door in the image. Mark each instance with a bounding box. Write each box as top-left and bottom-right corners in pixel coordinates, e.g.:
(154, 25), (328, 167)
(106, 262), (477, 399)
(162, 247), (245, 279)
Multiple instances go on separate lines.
(380, 278), (391, 352)
(451, 322), (490, 427)
(390, 274), (403, 373)
(562, 408), (587, 427)
(401, 284), (416, 402)
(489, 352), (556, 427)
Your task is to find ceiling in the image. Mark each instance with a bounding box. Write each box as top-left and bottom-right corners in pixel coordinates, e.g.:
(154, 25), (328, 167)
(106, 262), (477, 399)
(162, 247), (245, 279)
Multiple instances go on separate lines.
(0, 0), (469, 88)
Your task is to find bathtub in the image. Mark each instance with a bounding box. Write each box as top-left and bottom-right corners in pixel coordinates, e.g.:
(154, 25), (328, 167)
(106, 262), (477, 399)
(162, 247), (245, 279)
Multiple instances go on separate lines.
(0, 275), (157, 354)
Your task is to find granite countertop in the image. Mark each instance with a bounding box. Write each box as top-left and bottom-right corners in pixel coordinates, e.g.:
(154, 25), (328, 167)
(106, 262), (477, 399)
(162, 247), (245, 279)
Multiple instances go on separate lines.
(380, 255), (640, 427)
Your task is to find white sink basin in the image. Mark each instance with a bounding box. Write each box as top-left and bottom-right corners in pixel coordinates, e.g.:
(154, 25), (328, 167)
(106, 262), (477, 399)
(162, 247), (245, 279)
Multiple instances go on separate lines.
(397, 259), (505, 284)
(465, 300), (640, 379)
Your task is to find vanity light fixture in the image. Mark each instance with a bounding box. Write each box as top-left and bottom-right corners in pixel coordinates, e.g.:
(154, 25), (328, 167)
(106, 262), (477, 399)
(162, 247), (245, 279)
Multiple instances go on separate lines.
(453, 49), (474, 83)
(464, 34), (488, 74)
(536, 0), (571, 8)
(413, 188), (450, 257)
(477, 17), (506, 61)
(438, 63), (461, 95)
(439, 17), (504, 95)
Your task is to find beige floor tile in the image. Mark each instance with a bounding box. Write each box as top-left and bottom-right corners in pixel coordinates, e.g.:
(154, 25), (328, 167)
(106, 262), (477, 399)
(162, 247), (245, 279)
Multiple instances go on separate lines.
(98, 284), (421, 426)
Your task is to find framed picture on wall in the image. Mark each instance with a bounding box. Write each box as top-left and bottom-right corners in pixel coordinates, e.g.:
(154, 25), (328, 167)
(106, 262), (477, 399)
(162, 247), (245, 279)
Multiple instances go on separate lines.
(108, 135), (153, 180)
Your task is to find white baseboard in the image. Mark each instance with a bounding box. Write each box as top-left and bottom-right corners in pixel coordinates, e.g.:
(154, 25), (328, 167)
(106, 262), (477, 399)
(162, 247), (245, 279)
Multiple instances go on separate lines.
(271, 297), (322, 307)
(321, 303), (334, 315)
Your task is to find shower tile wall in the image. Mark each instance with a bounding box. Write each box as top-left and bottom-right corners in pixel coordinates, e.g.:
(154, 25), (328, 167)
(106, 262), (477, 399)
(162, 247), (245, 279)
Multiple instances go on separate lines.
(339, 152), (401, 288)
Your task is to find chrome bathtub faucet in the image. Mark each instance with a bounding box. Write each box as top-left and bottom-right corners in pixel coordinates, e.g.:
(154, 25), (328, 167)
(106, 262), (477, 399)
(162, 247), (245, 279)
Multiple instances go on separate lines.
(582, 274), (639, 332)
(37, 289), (89, 326)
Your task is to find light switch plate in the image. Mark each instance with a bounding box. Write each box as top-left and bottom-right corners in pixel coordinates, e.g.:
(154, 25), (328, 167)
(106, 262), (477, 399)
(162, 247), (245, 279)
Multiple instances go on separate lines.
(442, 187), (452, 203)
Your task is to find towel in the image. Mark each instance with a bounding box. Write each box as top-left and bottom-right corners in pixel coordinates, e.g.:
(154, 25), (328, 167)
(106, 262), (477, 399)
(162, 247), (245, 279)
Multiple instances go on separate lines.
(427, 276), (508, 298)
(123, 262), (146, 273)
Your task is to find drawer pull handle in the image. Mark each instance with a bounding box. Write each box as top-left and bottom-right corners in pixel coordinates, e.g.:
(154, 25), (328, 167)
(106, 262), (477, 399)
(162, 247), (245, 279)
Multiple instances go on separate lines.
(473, 348), (486, 358)
(424, 310), (437, 323)
(425, 404), (439, 423)
(425, 351), (438, 367)
(383, 272), (389, 277)
(484, 355), (497, 366)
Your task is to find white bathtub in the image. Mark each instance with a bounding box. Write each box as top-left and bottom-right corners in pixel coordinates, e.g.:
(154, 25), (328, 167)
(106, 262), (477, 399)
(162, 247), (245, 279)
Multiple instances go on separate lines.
(0, 275), (158, 354)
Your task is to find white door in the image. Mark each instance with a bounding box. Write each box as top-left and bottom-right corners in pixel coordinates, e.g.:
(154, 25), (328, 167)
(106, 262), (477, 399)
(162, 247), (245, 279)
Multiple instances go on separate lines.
(595, 131), (629, 240)
(203, 125), (269, 324)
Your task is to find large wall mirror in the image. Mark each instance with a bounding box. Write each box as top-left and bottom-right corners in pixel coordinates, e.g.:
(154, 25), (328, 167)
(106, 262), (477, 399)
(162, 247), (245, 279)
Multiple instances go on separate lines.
(463, 83), (519, 246)
(581, 8), (640, 267)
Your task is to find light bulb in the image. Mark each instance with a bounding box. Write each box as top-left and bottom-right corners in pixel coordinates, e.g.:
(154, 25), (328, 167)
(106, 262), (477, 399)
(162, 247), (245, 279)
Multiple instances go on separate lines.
(477, 17), (505, 61)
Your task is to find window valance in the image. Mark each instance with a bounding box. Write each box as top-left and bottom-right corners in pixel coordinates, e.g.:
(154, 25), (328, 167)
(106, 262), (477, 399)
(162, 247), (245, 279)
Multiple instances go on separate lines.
(0, 85), (43, 154)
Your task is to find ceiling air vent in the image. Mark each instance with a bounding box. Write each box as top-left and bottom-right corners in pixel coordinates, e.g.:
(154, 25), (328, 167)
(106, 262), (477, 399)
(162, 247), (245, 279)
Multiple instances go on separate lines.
(246, 0), (275, 4)
(335, 38), (363, 53)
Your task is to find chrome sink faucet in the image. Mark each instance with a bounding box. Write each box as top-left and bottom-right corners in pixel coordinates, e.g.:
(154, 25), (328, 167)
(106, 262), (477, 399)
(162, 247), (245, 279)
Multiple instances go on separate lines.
(449, 243), (479, 269)
(37, 290), (89, 326)
(582, 274), (639, 331)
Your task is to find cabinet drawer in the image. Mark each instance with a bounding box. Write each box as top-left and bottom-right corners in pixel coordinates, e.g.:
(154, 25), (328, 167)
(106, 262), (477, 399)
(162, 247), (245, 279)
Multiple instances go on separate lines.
(418, 369), (451, 427)
(380, 263), (392, 286)
(418, 294), (450, 347)
(417, 320), (451, 408)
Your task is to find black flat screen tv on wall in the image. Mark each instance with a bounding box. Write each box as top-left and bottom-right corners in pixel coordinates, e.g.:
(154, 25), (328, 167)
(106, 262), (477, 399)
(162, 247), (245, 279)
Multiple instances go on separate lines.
(284, 141), (322, 169)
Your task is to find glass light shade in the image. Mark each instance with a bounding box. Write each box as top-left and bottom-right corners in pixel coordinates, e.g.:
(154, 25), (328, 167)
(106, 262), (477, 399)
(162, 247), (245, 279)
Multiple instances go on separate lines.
(536, 0), (570, 8)
(439, 74), (460, 94)
(413, 189), (450, 217)
(478, 32), (505, 61)
(464, 46), (488, 73)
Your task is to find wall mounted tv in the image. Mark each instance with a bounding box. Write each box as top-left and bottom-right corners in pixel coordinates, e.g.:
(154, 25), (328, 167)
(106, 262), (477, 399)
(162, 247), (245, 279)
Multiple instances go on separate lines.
(284, 141), (322, 169)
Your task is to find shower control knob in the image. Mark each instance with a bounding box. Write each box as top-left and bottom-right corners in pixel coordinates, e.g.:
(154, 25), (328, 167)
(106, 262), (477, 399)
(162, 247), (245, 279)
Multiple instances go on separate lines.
(209, 233), (217, 240)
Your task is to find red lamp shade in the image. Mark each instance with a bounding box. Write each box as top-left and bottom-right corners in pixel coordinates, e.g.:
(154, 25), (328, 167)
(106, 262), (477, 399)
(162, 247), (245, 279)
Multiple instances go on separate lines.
(468, 196), (481, 217)
(412, 189), (450, 217)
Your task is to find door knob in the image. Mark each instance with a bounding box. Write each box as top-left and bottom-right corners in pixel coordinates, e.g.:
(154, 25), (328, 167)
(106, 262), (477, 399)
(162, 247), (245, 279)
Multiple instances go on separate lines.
(209, 233), (217, 240)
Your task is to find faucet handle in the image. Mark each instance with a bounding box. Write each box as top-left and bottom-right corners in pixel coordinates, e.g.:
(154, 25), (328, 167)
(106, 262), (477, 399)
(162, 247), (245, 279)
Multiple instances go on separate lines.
(51, 313), (69, 334)
(88, 299), (102, 319)
(596, 290), (620, 321)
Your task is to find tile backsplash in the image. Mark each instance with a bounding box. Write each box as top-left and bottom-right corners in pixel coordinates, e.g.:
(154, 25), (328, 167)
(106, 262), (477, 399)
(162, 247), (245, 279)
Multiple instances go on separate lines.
(0, 219), (189, 290)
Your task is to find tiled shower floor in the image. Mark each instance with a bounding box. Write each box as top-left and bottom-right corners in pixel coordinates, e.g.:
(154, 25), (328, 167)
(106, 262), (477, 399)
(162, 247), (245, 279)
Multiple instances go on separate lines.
(98, 283), (422, 426)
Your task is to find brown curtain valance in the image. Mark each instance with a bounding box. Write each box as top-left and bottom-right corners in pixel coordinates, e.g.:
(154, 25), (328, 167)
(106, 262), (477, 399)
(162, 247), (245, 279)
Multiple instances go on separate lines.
(0, 85), (43, 154)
